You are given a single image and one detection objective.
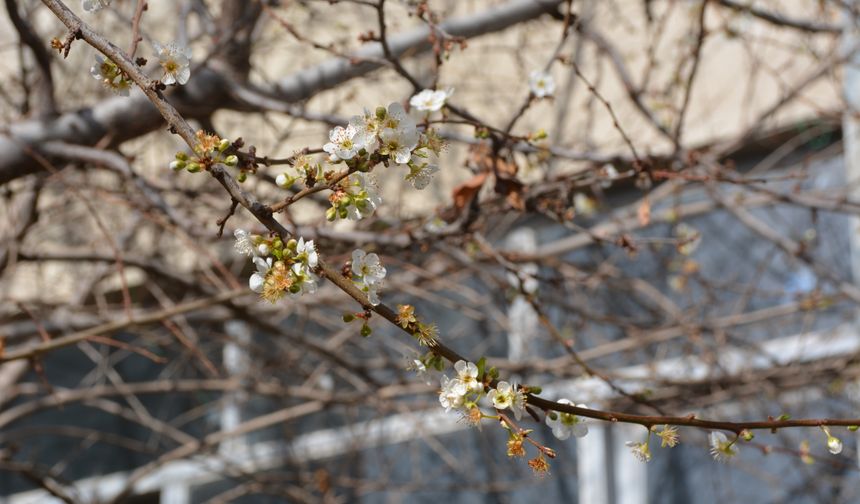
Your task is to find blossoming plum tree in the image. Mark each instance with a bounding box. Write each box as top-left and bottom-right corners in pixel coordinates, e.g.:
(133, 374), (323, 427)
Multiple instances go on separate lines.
(2, 0), (860, 500)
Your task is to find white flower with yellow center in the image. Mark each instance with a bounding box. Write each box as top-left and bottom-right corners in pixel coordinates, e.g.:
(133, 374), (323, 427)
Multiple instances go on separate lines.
(153, 42), (192, 85)
(487, 381), (526, 420)
(453, 360), (483, 394)
(529, 70), (555, 98)
(709, 431), (738, 462)
(546, 399), (589, 440)
(323, 124), (366, 161)
(409, 88), (453, 112)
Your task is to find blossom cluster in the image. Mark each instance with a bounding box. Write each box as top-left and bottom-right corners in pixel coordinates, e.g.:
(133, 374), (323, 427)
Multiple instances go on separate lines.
(317, 99), (445, 221)
(171, 131), (239, 174)
(433, 359), (589, 442)
(326, 173), (382, 221)
(234, 229), (319, 302)
(350, 249), (387, 306)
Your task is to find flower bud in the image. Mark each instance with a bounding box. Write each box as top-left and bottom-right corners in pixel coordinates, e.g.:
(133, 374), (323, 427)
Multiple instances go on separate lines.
(342, 313), (355, 323)
(325, 207), (337, 221)
(218, 138), (231, 152)
(375, 106), (387, 119)
(224, 155), (239, 167)
(827, 435), (843, 455)
(740, 430), (754, 442)
(237, 172), (247, 183)
(286, 238), (297, 251)
(175, 151), (189, 161)
(360, 324), (372, 337)
(186, 162), (202, 173)
(169, 160), (185, 171)
(276, 173), (290, 188)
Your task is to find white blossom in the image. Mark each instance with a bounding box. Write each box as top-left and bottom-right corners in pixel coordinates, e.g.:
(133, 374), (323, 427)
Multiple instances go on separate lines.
(352, 249), (386, 306)
(380, 102), (419, 164)
(349, 112), (380, 154)
(323, 124), (365, 161)
(153, 42), (192, 86)
(344, 173), (382, 221)
(409, 88), (453, 112)
(545, 399), (589, 440)
(401, 150), (439, 190)
(487, 381), (526, 420)
(290, 262), (319, 296)
(439, 375), (466, 412)
(249, 256), (271, 293)
(82, 0), (111, 12)
(709, 431), (738, 462)
(352, 249), (386, 285)
(453, 360), (483, 394)
(529, 70), (555, 98)
(296, 237), (319, 270)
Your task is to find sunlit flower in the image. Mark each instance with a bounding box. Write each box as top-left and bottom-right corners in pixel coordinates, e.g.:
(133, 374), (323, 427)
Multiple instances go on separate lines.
(348, 112), (380, 154)
(709, 431), (738, 462)
(454, 360), (483, 394)
(351, 249), (386, 285)
(249, 256), (272, 293)
(153, 41), (192, 85)
(410, 88), (453, 112)
(439, 375), (466, 412)
(341, 173), (382, 221)
(295, 237), (319, 270)
(323, 124), (366, 161)
(487, 381), (526, 420)
(290, 262), (319, 296)
(380, 102), (419, 164)
(401, 150), (439, 190)
(529, 70), (555, 98)
(545, 400), (589, 440)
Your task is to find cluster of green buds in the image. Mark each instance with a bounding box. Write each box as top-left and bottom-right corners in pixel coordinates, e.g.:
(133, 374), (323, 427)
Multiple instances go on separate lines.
(325, 173), (381, 221)
(170, 131), (239, 175)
